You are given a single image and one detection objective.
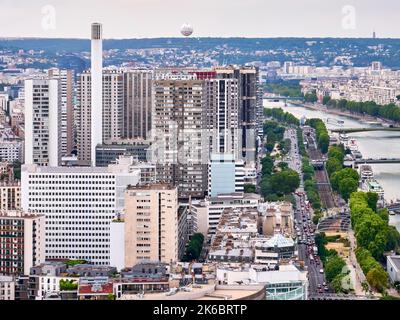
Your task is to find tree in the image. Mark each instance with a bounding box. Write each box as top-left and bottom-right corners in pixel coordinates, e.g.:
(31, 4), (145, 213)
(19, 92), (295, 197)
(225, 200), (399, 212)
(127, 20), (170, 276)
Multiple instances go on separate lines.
(338, 177), (358, 202)
(323, 96), (331, 105)
(361, 281), (370, 295)
(326, 157), (343, 177)
(268, 169), (300, 196)
(366, 267), (388, 293)
(355, 213), (388, 260)
(366, 192), (379, 212)
(318, 133), (330, 154)
(183, 233), (204, 261)
(244, 184), (256, 194)
(325, 255), (346, 282)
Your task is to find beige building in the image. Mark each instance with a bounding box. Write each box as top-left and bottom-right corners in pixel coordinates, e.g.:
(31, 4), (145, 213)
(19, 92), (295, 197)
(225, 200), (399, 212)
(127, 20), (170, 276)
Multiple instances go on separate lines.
(0, 181), (21, 211)
(124, 184), (178, 267)
(259, 202), (294, 237)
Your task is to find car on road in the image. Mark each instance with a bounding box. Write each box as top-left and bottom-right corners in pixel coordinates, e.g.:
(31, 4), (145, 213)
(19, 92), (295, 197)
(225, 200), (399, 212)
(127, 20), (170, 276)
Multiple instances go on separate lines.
(319, 269), (324, 274)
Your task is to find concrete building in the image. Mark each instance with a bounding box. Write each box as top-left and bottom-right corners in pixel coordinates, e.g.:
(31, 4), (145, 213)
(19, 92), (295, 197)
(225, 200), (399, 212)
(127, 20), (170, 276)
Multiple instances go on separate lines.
(0, 181), (21, 210)
(0, 276), (15, 300)
(259, 202), (295, 237)
(24, 78), (61, 167)
(95, 140), (151, 166)
(0, 210), (45, 275)
(208, 153), (245, 197)
(21, 158), (141, 266)
(215, 66), (260, 165)
(216, 264), (308, 300)
(124, 184), (178, 267)
(191, 192), (261, 236)
(177, 205), (189, 260)
(152, 78), (208, 199)
(123, 70), (153, 140)
(48, 68), (74, 157)
(205, 78), (239, 157)
(387, 255), (400, 283)
(0, 140), (23, 163)
(28, 261), (77, 300)
(77, 69), (123, 166)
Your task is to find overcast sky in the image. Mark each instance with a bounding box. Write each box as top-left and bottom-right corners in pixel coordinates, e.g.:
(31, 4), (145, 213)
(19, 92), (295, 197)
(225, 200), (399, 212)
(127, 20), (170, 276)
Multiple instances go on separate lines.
(0, 0), (399, 38)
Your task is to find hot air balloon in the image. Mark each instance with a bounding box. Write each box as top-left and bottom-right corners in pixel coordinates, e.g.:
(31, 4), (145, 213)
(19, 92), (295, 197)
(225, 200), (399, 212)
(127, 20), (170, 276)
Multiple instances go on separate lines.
(181, 23), (193, 37)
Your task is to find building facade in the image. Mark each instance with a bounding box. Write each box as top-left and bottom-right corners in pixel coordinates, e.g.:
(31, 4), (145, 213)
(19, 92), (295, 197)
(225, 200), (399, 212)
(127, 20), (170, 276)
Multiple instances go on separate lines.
(48, 68), (75, 157)
(123, 70), (153, 140)
(124, 184), (178, 267)
(0, 181), (21, 211)
(0, 210), (45, 275)
(24, 78), (61, 167)
(20, 159), (140, 266)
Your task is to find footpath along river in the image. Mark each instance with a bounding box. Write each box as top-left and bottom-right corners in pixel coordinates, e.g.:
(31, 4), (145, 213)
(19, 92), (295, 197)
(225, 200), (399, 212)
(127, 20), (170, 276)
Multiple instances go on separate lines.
(263, 101), (400, 232)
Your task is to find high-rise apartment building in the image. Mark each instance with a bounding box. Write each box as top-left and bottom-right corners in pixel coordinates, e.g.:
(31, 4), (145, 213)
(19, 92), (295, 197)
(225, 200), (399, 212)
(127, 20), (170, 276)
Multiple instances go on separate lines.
(0, 181), (21, 210)
(0, 210), (45, 275)
(205, 78), (239, 157)
(21, 158), (141, 266)
(24, 78), (61, 167)
(124, 183), (178, 266)
(153, 78), (208, 199)
(77, 69), (124, 165)
(123, 70), (153, 140)
(48, 68), (75, 157)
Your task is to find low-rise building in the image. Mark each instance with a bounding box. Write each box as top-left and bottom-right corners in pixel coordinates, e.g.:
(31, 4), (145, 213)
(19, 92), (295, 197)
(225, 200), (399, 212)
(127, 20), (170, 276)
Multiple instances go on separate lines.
(387, 255), (400, 283)
(191, 192), (261, 237)
(0, 276), (15, 300)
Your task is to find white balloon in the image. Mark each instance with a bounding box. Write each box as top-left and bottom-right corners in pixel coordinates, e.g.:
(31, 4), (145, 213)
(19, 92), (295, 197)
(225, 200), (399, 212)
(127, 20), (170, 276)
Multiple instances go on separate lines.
(181, 23), (193, 37)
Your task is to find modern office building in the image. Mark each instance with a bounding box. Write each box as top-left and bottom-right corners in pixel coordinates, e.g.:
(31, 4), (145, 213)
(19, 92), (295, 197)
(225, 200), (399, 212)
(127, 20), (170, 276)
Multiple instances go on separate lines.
(123, 70), (153, 140)
(0, 210), (45, 275)
(95, 139), (151, 166)
(0, 181), (21, 210)
(124, 183), (178, 267)
(208, 153), (244, 197)
(24, 78), (61, 167)
(20, 158), (141, 266)
(48, 68), (75, 157)
(215, 66), (260, 165)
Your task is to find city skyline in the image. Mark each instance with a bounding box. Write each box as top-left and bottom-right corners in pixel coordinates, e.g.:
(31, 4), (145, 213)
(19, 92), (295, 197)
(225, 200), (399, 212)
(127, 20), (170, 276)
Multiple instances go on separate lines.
(0, 0), (400, 39)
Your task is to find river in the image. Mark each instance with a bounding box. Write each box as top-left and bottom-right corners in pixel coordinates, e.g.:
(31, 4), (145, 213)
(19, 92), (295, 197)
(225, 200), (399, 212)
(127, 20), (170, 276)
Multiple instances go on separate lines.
(263, 101), (400, 231)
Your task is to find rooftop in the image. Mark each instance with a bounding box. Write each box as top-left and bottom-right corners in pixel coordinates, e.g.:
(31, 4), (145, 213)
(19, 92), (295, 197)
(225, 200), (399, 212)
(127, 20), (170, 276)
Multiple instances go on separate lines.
(127, 183), (175, 191)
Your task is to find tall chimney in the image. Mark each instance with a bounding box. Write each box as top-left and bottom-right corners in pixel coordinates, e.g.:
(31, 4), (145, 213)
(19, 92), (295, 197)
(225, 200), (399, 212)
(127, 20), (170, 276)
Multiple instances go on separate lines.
(91, 22), (103, 166)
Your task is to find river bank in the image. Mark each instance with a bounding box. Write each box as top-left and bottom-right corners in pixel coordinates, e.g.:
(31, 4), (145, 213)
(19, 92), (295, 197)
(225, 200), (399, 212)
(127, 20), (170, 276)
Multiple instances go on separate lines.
(291, 102), (397, 127)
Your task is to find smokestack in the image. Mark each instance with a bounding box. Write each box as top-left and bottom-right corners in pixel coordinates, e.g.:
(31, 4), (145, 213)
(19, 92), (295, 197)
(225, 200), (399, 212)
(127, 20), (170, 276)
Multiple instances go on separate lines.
(91, 22), (103, 166)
